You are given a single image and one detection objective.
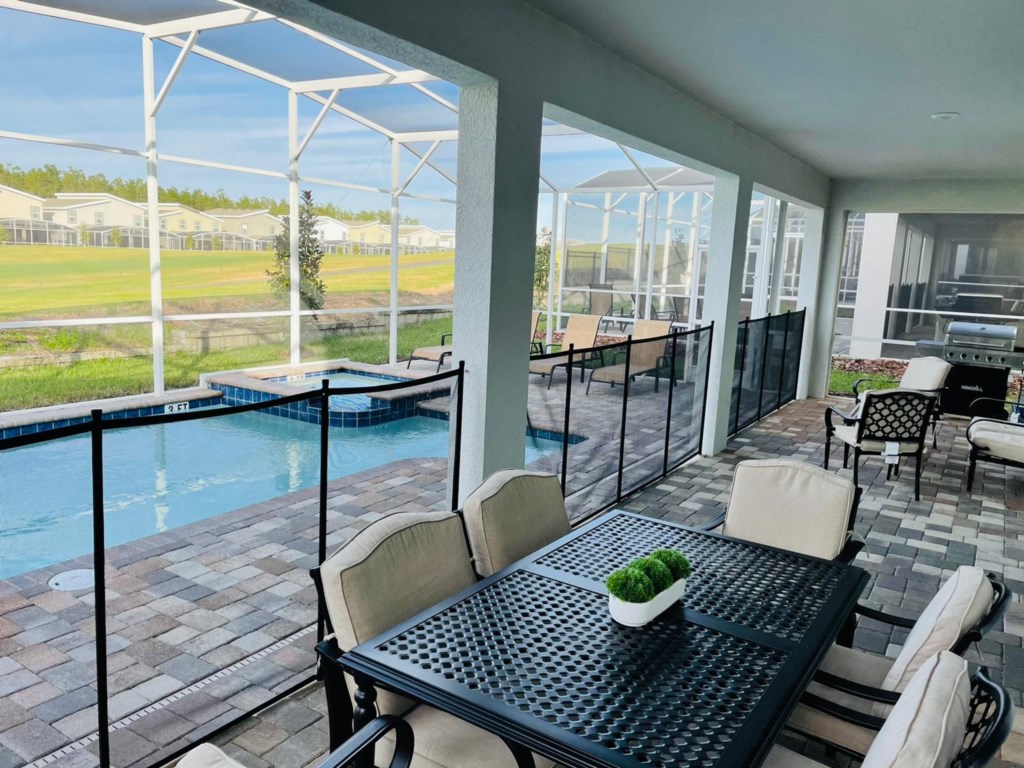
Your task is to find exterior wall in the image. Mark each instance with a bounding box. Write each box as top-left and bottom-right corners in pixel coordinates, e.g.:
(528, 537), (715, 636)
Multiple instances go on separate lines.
(160, 206), (224, 233)
(314, 217), (349, 241)
(0, 187), (43, 220)
(45, 199), (144, 228)
(849, 213), (899, 358)
(214, 212), (282, 239)
(400, 227), (442, 247)
(348, 223), (391, 244)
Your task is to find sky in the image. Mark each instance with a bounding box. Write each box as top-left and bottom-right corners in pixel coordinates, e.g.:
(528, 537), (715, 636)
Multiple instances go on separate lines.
(0, 4), (683, 234)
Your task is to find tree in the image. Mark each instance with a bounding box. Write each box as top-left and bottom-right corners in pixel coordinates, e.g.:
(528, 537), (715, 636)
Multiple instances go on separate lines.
(185, 234), (195, 251)
(110, 227), (123, 248)
(534, 227), (552, 306)
(0, 223), (9, 245)
(267, 189), (326, 310)
(78, 223), (89, 247)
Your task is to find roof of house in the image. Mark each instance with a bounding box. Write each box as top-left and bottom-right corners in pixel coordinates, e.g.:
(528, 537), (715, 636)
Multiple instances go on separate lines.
(158, 203), (223, 218)
(203, 208), (276, 218)
(0, 184), (44, 201)
(45, 192), (145, 209)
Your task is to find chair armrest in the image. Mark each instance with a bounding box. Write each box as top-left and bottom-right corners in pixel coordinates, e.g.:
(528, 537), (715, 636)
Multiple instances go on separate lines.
(799, 692), (887, 732)
(835, 531), (865, 564)
(851, 378), (873, 397)
(966, 416), (1024, 444)
(852, 603), (917, 629)
(692, 510), (726, 532)
(825, 405), (857, 433)
(811, 671), (902, 705)
(440, 333), (452, 345)
(315, 715), (414, 768)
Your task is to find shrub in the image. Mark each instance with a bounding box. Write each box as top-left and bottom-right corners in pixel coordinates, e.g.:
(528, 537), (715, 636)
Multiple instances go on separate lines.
(629, 556), (673, 593)
(606, 567), (655, 603)
(650, 548), (692, 581)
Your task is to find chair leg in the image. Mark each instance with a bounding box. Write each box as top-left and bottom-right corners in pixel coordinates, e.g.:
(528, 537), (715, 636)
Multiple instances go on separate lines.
(317, 641), (354, 752)
(843, 443), (849, 469)
(967, 448), (977, 491)
(852, 450), (859, 487)
(586, 370), (593, 394)
(915, 451), (923, 501)
(824, 433), (831, 470)
(886, 463), (894, 481)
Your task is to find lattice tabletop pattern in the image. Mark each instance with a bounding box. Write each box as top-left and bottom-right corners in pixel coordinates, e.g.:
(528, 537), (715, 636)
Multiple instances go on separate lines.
(379, 570), (788, 767)
(535, 513), (845, 642)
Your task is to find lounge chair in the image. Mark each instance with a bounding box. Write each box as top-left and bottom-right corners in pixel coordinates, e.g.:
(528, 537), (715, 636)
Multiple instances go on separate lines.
(785, 565), (1008, 758)
(407, 332), (452, 372)
(461, 469), (570, 577)
(528, 313), (603, 389)
(695, 458), (864, 563)
(769, 651), (1011, 768)
(587, 283), (614, 318)
(586, 319), (672, 393)
(529, 310), (542, 353)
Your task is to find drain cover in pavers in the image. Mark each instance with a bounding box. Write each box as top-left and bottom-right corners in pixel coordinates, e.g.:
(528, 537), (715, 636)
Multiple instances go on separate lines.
(48, 569), (93, 591)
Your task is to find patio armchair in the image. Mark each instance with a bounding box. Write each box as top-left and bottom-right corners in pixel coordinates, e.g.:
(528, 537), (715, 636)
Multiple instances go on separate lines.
(529, 313), (604, 389)
(851, 356), (952, 447)
(174, 716), (415, 768)
(696, 459), (864, 563)
(461, 469), (570, 577)
(785, 565), (1009, 758)
(407, 332), (452, 372)
(965, 397), (1024, 491)
(768, 651), (1011, 768)
(586, 319), (673, 394)
(309, 510), (555, 767)
(824, 389), (935, 501)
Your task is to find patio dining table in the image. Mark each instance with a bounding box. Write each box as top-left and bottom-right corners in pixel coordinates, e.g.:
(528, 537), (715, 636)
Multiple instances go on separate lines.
(340, 509), (869, 768)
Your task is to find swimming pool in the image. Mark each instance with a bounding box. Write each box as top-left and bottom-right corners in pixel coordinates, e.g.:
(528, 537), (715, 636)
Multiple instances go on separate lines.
(0, 411), (561, 579)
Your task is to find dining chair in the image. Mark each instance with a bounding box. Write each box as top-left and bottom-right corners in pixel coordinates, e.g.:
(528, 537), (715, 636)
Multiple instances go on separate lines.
(851, 356), (952, 447)
(309, 511), (555, 768)
(786, 565), (1009, 757)
(462, 469), (570, 577)
(824, 389), (935, 500)
(697, 459), (864, 563)
(767, 651), (1011, 768)
(175, 715), (415, 768)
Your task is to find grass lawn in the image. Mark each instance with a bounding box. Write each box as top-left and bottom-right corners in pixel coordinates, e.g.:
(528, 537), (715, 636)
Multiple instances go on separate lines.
(0, 317), (453, 412)
(828, 368), (899, 396)
(0, 245), (454, 318)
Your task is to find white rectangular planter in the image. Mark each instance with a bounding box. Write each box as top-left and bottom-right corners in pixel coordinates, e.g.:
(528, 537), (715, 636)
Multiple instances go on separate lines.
(608, 578), (687, 627)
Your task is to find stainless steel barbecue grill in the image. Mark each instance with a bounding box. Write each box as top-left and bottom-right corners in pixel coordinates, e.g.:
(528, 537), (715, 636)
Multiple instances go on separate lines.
(942, 321), (1023, 368)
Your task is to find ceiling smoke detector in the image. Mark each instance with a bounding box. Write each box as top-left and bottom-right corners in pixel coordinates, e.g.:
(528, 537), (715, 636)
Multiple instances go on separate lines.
(930, 112), (960, 121)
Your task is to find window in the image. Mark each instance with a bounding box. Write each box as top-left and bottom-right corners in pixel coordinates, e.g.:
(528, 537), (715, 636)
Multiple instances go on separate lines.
(194, 221), (201, 231)
(160, 220), (167, 231)
(213, 224), (220, 233)
(269, 225), (276, 235)
(134, 215), (142, 227)
(242, 223), (249, 234)
(67, 210), (77, 224)
(94, 212), (104, 226)
(30, 206), (40, 220)
(179, 219), (186, 230)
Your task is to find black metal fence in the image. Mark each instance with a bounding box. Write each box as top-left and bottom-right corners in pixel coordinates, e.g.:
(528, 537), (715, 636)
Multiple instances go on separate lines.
(729, 309), (806, 435)
(525, 324), (714, 520)
(0, 367), (464, 768)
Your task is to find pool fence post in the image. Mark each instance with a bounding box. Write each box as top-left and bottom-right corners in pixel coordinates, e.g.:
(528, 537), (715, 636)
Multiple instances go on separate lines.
(560, 344), (574, 494)
(317, 380), (329, 643)
(90, 410), (110, 768)
(756, 313), (772, 420)
(662, 329), (679, 476)
(451, 361), (465, 510)
(699, 322), (715, 456)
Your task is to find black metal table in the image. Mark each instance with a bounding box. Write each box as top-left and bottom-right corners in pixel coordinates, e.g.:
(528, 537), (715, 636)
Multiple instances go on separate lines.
(341, 510), (868, 768)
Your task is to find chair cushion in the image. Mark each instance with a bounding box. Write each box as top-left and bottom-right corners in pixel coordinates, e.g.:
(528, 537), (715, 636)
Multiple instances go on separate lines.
(412, 345), (451, 361)
(463, 470), (570, 577)
(968, 418), (1024, 463)
(320, 511), (476, 715)
(831, 424), (919, 454)
(375, 705), (556, 768)
(529, 356), (569, 375)
(881, 566), (993, 694)
(763, 746), (829, 768)
(899, 358), (952, 392)
(176, 744), (247, 768)
(862, 651), (970, 768)
(723, 459), (856, 560)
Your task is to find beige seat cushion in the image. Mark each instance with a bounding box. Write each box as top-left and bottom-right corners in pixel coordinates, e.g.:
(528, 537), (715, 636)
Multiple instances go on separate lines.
(831, 424), (920, 454)
(463, 470), (570, 577)
(176, 744), (247, 768)
(862, 651), (970, 768)
(375, 705), (556, 768)
(529, 355), (572, 375)
(763, 747), (828, 768)
(881, 566), (993, 694)
(786, 644), (895, 754)
(411, 345), (451, 361)
(968, 418), (1024, 463)
(723, 459), (856, 560)
(320, 511), (477, 715)
(900, 358), (952, 391)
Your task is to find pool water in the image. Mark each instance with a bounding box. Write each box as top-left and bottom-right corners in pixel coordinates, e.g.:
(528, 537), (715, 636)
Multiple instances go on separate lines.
(291, 371), (402, 389)
(0, 412), (561, 579)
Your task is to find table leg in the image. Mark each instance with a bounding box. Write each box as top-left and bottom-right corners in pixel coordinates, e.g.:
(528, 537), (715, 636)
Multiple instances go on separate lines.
(501, 738), (536, 768)
(352, 673), (379, 768)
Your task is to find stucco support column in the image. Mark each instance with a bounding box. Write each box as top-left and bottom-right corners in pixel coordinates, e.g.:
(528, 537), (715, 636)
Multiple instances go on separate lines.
(702, 175), (752, 455)
(849, 213), (900, 359)
(451, 82), (543, 501)
(803, 206), (843, 398)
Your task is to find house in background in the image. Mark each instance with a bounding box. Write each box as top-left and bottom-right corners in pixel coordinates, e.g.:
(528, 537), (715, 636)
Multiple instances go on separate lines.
(398, 225), (443, 249)
(346, 221), (392, 245)
(436, 230), (455, 249)
(313, 215), (349, 242)
(157, 204), (223, 234)
(0, 184), (45, 221)
(42, 192), (145, 228)
(204, 208), (282, 239)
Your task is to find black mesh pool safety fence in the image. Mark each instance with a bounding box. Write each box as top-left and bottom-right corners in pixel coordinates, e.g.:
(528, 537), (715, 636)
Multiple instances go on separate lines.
(729, 309), (806, 436)
(0, 366), (464, 768)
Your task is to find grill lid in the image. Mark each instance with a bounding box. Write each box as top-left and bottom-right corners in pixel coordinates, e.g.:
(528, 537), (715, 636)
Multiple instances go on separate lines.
(946, 321), (1017, 342)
